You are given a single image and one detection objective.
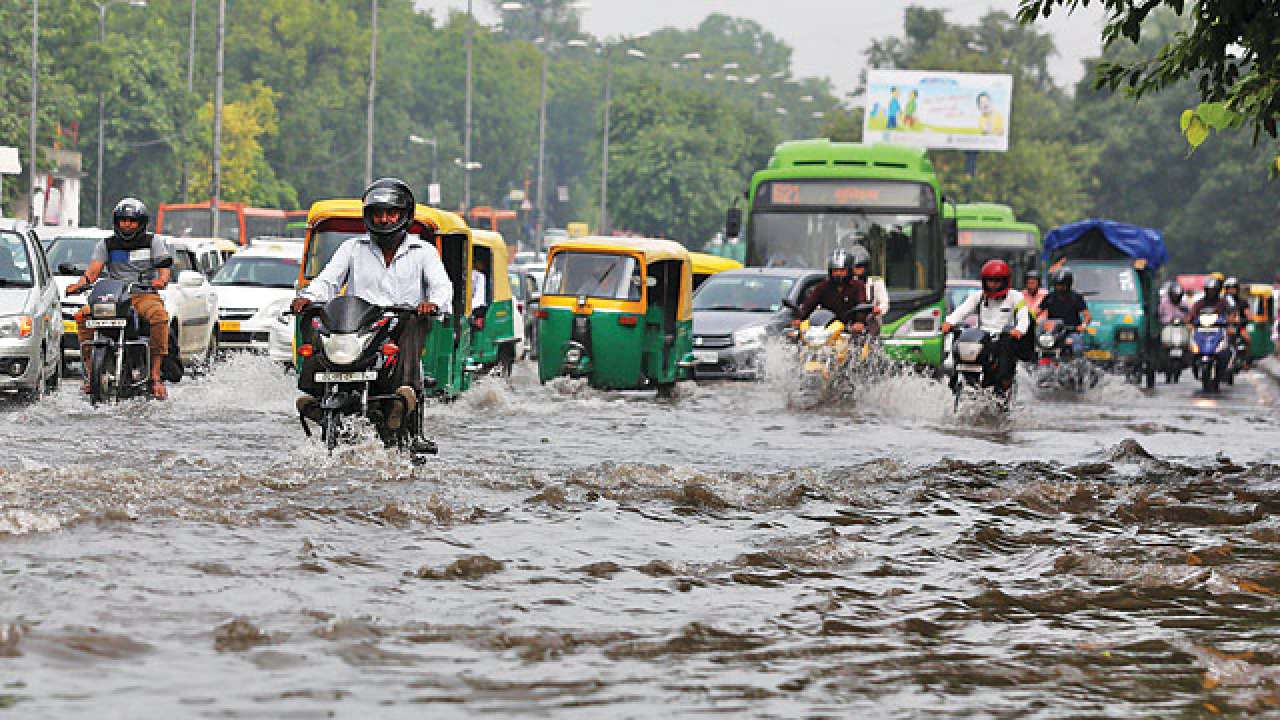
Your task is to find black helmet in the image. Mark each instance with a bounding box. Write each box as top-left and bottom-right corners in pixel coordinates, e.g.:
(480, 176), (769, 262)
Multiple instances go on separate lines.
(1167, 283), (1184, 304)
(827, 247), (854, 283)
(849, 244), (871, 271)
(1024, 269), (1041, 283)
(1203, 276), (1223, 301)
(1052, 267), (1073, 290)
(112, 197), (149, 242)
(362, 177), (414, 248)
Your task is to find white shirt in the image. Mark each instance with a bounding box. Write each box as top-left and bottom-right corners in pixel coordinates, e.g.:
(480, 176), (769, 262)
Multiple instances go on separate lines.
(471, 270), (487, 310)
(946, 288), (1030, 335)
(302, 235), (454, 313)
(865, 275), (891, 315)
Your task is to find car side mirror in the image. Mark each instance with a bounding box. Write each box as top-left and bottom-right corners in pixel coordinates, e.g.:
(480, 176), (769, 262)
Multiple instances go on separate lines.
(944, 219), (959, 247)
(59, 262), (85, 275)
(725, 207), (742, 240)
(178, 270), (206, 288)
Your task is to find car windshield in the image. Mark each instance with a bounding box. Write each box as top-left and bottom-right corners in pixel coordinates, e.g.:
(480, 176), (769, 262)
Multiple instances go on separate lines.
(213, 256), (300, 288)
(543, 252), (641, 300)
(749, 211), (939, 293)
(694, 275), (795, 312)
(0, 231), (33, 287)
(1073, 265), (1140, 303)
(46, 236), (100, 273)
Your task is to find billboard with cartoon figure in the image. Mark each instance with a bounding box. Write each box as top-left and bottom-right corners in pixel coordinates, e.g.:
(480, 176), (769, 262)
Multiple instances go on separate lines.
(863, 70), (1013, 152)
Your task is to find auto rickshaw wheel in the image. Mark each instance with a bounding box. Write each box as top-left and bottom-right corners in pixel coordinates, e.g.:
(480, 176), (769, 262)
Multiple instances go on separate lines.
(656, 381), (677, 400)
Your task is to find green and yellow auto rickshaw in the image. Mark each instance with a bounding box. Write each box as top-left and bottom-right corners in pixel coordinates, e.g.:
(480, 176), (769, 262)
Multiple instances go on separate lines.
(466, 229), (521, 377)
(1247, 284), (1276, 359)
(536, 237), (694, 393)
(296, 198), (474, 399)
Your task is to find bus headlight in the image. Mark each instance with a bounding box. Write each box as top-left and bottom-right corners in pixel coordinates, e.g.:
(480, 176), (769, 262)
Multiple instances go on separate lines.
(894, 308), (941, 338)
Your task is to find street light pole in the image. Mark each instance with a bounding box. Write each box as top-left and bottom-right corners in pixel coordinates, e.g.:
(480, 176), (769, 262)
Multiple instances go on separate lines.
(599, 56), (610, 235)
(181, 0), (196, 202)
(95, 0), (147, 229)
(463, 0), (473, 211)
(535, 47), (548, 248)
(365, 0), (378, 187)
(210, 0), (225, 238)
(28, 0), (38, 224)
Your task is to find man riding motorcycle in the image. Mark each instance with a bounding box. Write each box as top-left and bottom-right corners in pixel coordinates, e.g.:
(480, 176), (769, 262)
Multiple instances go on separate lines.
(942, 259), (1030, 388)
(1223, 276), (1251, 357)
(66, 198), (173, 400)
(1159, 283), (1190, 324)
(1189, 276), (1232, 320)
(1037, 268), (1091, 358)
(849, 244), (890, 328)
(290, 178), (453, 446)
(1022, 270), (1047, 317)
(791, 248), (870, 334)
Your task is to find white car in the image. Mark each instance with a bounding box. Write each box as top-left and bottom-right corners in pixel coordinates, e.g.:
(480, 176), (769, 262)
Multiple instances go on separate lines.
(209, 239), (301, 360)
(46, 230), (221, 372)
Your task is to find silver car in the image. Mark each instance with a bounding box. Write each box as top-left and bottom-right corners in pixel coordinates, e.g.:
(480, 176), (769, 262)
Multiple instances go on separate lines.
(0, 219), (63, 400)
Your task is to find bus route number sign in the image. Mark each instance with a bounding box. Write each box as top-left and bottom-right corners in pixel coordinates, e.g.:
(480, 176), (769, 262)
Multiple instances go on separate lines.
(764, 180), (928, 209)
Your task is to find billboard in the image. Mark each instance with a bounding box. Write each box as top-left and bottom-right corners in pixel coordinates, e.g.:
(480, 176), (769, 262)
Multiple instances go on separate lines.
(863, 70), (1013, 152)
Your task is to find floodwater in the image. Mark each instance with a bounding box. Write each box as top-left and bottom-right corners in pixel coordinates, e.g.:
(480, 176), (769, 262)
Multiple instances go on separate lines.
(3, 351), (1280, 717)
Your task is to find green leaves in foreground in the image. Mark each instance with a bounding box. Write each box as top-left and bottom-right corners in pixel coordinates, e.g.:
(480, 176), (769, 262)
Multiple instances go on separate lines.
(1178, 101), (1279, 176)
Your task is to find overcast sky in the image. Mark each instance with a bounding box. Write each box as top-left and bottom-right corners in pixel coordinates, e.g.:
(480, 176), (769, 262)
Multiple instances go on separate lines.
(413, 0), (1109, 98)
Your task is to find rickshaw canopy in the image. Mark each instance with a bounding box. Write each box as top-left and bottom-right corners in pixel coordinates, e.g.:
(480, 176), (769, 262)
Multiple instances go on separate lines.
(470, 229), (513, 304)
(1043, 219), (1168, 271)
(690, 252), (743, 276)
(545, 237), (693, 321)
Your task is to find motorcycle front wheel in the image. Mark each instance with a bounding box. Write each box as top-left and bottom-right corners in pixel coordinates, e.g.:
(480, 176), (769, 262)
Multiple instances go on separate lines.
(323, 411), (341, 453)
(88, 346), (114, 406)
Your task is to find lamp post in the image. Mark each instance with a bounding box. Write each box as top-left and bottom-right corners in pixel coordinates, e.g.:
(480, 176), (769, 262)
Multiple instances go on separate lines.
(365, 0), (378, 187)
(599, 38), (646, 235)
(463, 0), (473, 211)
(94, 0), (147, 229)
(181, 0), (195, 202)
(28, 0), (37, 224)
(210, 0), (225, 238)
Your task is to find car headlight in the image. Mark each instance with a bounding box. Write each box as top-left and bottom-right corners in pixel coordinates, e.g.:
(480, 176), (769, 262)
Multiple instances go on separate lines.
(321, 332), (372, 365)
(0, 316), (33, 339)
(732, 324), (768, 348)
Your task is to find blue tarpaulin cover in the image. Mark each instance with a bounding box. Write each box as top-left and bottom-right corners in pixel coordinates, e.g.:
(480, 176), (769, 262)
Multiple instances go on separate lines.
(1042, 219), (1168, 271)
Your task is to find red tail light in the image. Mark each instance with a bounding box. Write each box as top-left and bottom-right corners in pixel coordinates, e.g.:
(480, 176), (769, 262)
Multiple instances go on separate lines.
(299, 344), (314, 358)
(473, 317), (485, 330)
(382, 342), (399, 357)
(535, 309), (548, 319)
(1038, 357), (1051, 366)
(617, 315), (638, 327)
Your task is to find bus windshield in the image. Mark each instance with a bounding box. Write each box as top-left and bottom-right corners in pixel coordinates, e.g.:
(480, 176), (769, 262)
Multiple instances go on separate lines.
(748, 211), (940, 294)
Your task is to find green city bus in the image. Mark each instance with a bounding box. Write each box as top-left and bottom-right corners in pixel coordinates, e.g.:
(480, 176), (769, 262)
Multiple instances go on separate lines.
(729, 139), (947, 367)
(944, 203), (1041, 284)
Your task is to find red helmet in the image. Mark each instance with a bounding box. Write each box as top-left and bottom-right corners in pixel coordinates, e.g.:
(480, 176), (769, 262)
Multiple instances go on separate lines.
(980, 259), (1012, 298)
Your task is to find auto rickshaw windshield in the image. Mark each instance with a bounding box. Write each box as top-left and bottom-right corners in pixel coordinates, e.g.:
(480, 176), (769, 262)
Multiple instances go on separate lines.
(1073, 265), (1140, 302)
(544, 252), (642, 301)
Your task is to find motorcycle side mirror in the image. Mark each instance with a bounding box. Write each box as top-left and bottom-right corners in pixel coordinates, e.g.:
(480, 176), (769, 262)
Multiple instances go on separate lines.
(725, 207), (742, 240)
(780, 297), (796, 311)
(943, 219), (959, 247)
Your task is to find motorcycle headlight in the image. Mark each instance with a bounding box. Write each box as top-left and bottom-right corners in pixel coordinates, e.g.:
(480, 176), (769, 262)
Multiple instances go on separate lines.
(93, 303), (117, 318)
(0, 315), (33, 339)
(1038, 333), (1055, 349)
(732, 324), (767, 348)
(803, 327), (832, 345)
(321, 332), (372, 365)
(955, 341), (983, 362)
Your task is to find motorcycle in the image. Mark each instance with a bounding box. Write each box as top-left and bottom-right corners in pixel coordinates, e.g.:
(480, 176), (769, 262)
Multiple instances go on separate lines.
(1033, 320), (1100, 392)
(947, 325), (1016, 411)
(783, 305), (875, 409)
(294, 296), (436, 456)
(70, 279), (155, 405)
(1159, 320), (1190, 384)
(1227, 325), (1248, 383)
(1190, 311), (1231, 393)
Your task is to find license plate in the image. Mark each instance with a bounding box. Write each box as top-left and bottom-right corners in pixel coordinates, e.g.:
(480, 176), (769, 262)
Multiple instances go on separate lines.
(63, 320), (77, 333)
(84, 319), (126, 328)
(220, 320), (241, 332)
(1085, 349), (1111, 360)
(693, 350), (719, 364)
(1169, 348), (1183, 358)
(955, 363), (983, 373)
(315, 370), (378, 383)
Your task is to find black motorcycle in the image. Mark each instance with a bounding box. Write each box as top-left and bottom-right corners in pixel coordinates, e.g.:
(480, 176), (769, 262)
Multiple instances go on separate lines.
(947, 326), (1015, 411)
(70, 279), (154, 405)
(1033, 321), (1099, 392)
(295, 296), (435, 456)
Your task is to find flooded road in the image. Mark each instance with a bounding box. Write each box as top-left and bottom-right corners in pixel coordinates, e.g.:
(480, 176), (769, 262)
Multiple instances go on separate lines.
(3, 353), (1280, 717)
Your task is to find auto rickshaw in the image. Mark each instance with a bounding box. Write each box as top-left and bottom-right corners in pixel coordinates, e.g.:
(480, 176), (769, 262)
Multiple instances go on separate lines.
(689, 252), (743, 292)
(466, 229), (521, 377)
(1247, 284), (1276, 359)
(295, 199), (474, 399)
(536, 237), (694, 394)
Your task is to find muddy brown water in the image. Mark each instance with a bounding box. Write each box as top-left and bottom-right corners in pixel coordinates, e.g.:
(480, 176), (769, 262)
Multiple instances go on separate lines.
(3, 353), (1280, 717)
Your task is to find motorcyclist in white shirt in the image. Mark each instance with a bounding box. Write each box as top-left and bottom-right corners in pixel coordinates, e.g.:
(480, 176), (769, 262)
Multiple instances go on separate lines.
(942, 259), (1030, 389)
(291, 178), (453, 437)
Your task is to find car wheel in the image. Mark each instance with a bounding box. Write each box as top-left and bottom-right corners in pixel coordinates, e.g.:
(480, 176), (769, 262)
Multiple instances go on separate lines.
(46, 344), (62, 392)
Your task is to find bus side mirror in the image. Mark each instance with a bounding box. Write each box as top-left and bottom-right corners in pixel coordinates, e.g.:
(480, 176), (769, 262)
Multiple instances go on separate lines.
(725, 207), (742, 240)
(944, 219), (959, 247)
